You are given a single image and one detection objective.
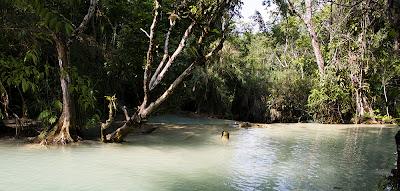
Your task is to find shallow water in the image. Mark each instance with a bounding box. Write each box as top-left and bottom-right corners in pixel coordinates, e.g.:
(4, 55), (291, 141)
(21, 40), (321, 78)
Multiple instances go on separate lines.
(0, 118), (398, 191)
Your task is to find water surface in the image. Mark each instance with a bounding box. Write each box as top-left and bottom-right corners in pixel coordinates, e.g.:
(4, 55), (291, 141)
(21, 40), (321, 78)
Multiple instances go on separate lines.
(0, 117), (397, 191)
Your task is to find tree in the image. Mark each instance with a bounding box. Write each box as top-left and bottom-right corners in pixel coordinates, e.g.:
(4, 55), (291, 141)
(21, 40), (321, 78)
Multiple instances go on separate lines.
(281, 0), (325, 76)
(101, 0), (241, 143)
(10, 0), (98, 143)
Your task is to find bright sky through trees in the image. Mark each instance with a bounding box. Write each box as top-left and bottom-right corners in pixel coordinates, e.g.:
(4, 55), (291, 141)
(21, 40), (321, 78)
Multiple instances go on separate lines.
(239, 0), (278, 31)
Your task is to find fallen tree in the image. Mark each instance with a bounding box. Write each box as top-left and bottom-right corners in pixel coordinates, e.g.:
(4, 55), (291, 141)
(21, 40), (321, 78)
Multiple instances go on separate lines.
(101, 0), (241, 143)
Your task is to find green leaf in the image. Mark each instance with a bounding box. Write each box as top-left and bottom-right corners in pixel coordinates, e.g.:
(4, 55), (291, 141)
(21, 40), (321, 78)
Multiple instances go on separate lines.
(190, 5), (197, 14)
(21, 78), (28, 92)
(53, 100), (63, 111)
(55, 21), (63, 33)
(38, 110), (50, 120)
(65, 23), (74, 36)
(211, 29), (220, 34)
(48, 17), (58, 30)
(48, 116), (57, 125)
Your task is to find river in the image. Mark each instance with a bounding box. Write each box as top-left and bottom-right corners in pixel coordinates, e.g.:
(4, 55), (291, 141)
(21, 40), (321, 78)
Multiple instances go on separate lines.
(0, 115), (398, 190)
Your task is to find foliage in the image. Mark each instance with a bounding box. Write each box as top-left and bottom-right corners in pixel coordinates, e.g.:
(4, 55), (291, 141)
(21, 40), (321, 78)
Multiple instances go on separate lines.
(37, 100), (61, 127)
(0, 57), (42, 93)
(268, 68), (311, 122)
(307, 68), (352, 123)
(1, 0), (399, 131)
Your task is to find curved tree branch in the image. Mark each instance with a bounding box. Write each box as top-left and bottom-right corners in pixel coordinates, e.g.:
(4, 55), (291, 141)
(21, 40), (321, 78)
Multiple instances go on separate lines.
(149, 21), (196, 90)
(149, 22), (175, 89)
(143, 62), (197, 117)
(72, 0), (98, 38)
(141, 0), (162, 111)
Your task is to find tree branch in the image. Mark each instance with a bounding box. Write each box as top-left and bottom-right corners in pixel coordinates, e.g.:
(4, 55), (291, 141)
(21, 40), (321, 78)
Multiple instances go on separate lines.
(286, 0), (303, 20)
(149, 21), (196, 90)
(141, 0), (161, 110)
(101, 95), (117, 142)
(142, 62), (197, 117)
(145, 14), (230, 117)
(140, 28), (150, 38)
(205, 16), (230, 59)
(304, 0), (312, 23)
(122, 106), (130, 121)
(71, 0), (98, 39)
(149, 22), (175, 89)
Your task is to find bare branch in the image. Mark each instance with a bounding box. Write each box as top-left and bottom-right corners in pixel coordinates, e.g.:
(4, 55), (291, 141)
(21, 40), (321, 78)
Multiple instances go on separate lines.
(149, 21), (196, 90)
(101, 95), (117, 142)
(72, 0), (98, 38)
(140, 28), (151, 38)
(304, 0), (312, 23)
(149, 22), (175, 89)
(142, 62), (197, 118)
(141, 0), (161, 110)
(122, 106), (130, 121)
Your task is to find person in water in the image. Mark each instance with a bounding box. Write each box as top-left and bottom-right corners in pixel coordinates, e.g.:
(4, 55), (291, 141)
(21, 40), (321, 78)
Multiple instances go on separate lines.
(221, 130), (229, 144)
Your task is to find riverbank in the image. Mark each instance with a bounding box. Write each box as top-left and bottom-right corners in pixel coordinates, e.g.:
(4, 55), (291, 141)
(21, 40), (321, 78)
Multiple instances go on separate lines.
(151, 112), (399, 128)
(1, 113), (398, 143)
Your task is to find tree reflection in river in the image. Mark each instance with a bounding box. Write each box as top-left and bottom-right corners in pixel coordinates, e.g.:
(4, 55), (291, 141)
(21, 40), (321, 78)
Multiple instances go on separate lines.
(228, 125), (397, 191)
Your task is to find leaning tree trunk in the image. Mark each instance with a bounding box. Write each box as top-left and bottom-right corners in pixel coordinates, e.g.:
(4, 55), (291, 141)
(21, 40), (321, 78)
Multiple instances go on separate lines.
(104, 62), (198, 143)
(106, 113), (143, 143)
(287, 0), (325, 76)
(304, 0), (325, 76)
(305, 22), (325, 75)
(46, 37), (75, 144)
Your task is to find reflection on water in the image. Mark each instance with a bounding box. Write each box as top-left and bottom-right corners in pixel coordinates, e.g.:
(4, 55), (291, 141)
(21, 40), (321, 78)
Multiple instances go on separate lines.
(228, 126), (397, 191)
(0, 119), (397, 191)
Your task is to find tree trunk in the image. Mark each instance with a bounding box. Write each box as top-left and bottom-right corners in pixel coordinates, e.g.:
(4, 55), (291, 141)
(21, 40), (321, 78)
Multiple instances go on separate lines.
(355, 3), (374, 121)
(106, 113), (143, 143)
(102, 0), (231, 143)
(37, 0), (96, 144)
(0, 81), (9, 119)
(45, 37), (75, 144)
(383, 77), (390, 116)
(354, 90), (374, 121)
(17, 87), (27, 118)
(105, 62), (197, 143)
(306, 22), (325, 75)
(287, 0), (325, 76)
(304, 0), (325, 76)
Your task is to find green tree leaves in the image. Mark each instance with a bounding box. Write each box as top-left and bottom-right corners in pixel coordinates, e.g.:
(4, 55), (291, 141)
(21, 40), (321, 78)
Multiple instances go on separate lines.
(12, 0), (75, 35)
(0, 57), (42, 93)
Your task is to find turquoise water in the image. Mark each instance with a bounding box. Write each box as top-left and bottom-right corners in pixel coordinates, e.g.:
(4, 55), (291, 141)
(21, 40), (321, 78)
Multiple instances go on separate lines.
(0, 119), (398, 191)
